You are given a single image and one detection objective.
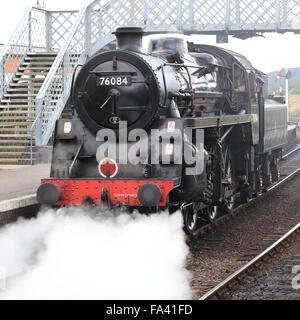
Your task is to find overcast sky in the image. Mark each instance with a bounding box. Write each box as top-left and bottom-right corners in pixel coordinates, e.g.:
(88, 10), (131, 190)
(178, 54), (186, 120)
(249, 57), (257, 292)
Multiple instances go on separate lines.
(0, 0), (299, 73)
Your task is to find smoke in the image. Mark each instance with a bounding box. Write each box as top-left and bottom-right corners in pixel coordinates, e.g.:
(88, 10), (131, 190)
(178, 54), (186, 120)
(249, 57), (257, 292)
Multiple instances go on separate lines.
(0, 208), (191, 300)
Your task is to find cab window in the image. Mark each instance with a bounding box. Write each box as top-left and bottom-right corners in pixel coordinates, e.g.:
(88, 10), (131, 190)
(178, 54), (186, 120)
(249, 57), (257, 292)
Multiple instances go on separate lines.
(249, 72), (256, 101)
(233, 64), (246, 92)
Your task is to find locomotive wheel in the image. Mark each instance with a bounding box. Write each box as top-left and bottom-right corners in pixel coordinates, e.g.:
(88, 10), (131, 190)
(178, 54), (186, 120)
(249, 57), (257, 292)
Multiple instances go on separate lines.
(252, 170), (261, 198)
(240, 183), (252, 204)
(270, 160), (279, 183)
(183, 204), (200, 235)
(222, 145), (237, 214)
(207, 205), (219, 223)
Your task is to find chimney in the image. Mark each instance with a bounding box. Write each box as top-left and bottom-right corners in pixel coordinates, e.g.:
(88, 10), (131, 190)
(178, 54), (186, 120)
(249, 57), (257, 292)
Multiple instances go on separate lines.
(113, 27), (144, 53)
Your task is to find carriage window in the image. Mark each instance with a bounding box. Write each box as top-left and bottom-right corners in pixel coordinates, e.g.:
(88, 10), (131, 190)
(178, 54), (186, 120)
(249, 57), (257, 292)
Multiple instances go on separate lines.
(233, 64), (246, 92)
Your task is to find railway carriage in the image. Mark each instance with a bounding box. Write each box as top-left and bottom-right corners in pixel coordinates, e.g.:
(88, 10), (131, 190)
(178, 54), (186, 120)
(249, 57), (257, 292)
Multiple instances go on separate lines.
(37, 27), (287, 234)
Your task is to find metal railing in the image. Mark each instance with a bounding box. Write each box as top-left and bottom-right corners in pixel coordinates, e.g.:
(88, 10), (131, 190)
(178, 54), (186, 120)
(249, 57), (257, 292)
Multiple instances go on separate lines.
(0, 117), (39, 164)
(0, 7), (33, 99)
(29, 110), (43, 165)
(0, 7), (79, 101)
(35, 6), (87, 146)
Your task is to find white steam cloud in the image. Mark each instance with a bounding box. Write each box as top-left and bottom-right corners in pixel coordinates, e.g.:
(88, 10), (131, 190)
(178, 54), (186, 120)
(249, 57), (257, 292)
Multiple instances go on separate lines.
(0, 208), (191, 300)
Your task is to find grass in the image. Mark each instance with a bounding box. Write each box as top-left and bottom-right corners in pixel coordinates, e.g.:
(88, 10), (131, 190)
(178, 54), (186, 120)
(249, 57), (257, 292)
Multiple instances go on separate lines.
(289, 94), (300, 118)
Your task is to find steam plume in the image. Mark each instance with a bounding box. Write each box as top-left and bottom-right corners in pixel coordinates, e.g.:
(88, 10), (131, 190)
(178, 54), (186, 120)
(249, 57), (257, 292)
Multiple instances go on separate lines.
(0, 208), (191, 299)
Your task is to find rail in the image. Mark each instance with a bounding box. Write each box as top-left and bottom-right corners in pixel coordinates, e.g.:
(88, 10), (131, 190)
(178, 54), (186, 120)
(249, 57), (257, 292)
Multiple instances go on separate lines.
(199, 167), (300, 300)
(200, 220), (300, 300)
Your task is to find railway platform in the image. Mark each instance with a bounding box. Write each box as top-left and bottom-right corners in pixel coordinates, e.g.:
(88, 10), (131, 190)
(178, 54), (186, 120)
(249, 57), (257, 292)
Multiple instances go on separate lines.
(0, 163), (50, 213)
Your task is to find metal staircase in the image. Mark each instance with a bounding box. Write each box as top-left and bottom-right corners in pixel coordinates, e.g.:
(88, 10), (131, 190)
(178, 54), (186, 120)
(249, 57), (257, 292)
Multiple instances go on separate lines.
(0, 7), (79, 164)
(0, 52), (56, 164)
(0, 0), (299, 165)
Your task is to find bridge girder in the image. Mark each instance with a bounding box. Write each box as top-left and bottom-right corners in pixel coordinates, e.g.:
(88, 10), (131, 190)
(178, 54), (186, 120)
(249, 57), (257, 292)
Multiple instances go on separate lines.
(87, 0), (300, 46)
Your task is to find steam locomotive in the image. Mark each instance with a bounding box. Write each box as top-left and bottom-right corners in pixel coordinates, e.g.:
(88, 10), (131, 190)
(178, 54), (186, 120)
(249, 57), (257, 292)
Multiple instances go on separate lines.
(37, 27), (287, 234)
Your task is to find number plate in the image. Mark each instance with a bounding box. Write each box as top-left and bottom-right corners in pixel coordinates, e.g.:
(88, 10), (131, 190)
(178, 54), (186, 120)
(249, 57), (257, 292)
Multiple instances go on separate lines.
(96, 76), (132, 86)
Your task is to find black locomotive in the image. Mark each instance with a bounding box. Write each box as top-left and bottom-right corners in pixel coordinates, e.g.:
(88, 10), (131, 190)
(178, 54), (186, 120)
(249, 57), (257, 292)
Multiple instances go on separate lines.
(37, 27), (287, 234)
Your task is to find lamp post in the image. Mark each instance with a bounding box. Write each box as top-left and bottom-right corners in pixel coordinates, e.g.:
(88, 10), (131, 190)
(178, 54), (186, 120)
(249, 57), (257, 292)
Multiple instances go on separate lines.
(285, 75), (289, 123)
(274, 67), (291, 123)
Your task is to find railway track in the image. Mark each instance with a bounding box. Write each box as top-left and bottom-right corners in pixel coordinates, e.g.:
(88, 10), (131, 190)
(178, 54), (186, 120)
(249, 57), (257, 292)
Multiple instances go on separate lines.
(200, 221), (300, 300)
(187, 144), (300, 298)
(226, 243), (300, 300)
(197, 157), (300, 300)
(282, 144), (300, 160)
